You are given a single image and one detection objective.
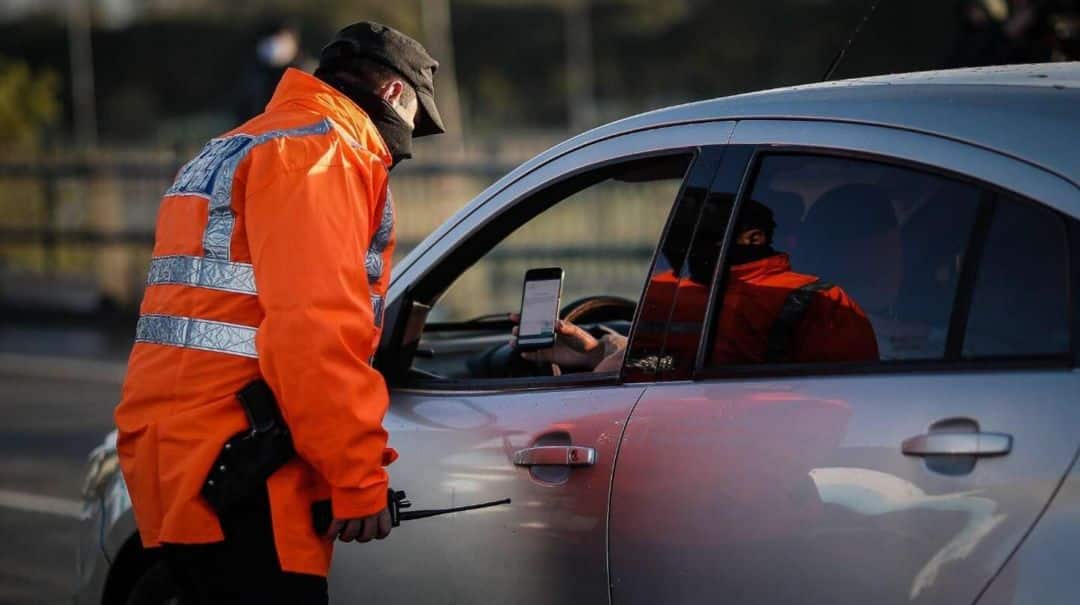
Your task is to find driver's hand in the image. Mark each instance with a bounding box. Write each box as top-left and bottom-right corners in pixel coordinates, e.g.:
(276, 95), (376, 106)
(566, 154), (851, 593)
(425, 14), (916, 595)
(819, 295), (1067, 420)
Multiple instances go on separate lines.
(510, 314), (605, 370)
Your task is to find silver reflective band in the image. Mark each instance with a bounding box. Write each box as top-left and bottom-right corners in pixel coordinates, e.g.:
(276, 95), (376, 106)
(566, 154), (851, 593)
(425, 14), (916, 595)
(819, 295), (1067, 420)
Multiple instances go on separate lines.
(165, 119), (333, 261)
(136, 314), (258, 358)
(146, 255), (257, 295)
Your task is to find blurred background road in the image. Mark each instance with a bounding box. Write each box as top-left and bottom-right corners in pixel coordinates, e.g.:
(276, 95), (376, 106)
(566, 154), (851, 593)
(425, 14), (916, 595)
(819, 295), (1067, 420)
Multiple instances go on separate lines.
(0, 342), (123, 603)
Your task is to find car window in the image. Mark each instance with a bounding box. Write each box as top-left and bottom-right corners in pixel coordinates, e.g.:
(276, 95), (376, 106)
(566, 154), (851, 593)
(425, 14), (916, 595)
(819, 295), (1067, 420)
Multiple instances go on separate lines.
(963, 194), (1070, 358)
(412, 154), (693, 382)
(701, 153), (986, 367)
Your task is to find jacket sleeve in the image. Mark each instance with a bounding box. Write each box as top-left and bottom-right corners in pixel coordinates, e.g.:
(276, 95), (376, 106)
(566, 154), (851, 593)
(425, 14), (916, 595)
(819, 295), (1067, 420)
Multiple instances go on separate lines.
(245, 151), (394, 520)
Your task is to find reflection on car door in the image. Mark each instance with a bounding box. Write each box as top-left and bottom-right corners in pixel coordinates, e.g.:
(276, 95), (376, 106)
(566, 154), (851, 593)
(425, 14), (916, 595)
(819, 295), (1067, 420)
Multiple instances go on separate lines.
(612, 375), (1080, 604)
(609, 146), (1080, 604)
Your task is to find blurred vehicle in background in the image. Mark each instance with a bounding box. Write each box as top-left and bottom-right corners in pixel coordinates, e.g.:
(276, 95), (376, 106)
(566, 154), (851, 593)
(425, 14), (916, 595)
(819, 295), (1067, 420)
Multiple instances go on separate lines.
(78, 63), (1079, 604)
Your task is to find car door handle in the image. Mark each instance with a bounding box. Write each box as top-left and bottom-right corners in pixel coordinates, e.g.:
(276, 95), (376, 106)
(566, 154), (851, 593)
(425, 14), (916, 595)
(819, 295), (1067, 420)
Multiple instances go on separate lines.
(512, 446), (596, 467)
(901, 432), (1012, 457)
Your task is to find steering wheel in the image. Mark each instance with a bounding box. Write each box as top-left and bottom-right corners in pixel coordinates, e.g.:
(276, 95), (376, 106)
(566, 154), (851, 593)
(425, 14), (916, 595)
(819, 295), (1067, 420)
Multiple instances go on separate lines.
(467, 295), (638, 379)
(559, 295), (637, 325)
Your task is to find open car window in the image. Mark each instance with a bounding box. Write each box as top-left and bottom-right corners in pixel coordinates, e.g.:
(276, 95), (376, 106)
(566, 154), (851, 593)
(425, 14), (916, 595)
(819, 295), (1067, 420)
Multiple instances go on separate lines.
(406, 153), (694, 385)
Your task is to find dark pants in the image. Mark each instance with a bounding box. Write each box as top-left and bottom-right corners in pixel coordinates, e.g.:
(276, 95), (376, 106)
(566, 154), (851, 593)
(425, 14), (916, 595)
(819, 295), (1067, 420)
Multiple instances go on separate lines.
(162, 486), (328, 605)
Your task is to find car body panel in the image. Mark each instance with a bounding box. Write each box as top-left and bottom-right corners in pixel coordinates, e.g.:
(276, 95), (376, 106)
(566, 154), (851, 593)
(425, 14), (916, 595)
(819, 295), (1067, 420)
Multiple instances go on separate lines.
(76, 494), (109, 604)
(976, 446), (1080, 604)
(77, 464), (138, 604)
(610, 370), (1080, 605)
(327, 384), (646, 603)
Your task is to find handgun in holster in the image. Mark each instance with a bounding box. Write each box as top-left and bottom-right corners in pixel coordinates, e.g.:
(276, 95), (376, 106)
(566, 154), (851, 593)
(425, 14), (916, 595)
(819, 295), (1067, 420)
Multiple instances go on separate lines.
(201, 380), (296, 518)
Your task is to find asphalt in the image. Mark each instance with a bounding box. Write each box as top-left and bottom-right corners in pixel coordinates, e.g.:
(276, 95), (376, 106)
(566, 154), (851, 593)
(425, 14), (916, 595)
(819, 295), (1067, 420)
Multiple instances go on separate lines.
(0, 337), (126, 603)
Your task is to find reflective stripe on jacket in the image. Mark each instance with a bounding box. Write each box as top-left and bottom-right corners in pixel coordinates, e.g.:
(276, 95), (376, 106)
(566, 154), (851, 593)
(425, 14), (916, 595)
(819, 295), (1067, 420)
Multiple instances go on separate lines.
(115, 68), (398, 576)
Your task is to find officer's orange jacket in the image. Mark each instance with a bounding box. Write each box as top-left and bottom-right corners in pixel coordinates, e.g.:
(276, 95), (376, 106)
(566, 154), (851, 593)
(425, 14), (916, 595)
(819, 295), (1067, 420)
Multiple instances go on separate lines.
(115, 68), (398, 576)
(711, 254), (878, 364)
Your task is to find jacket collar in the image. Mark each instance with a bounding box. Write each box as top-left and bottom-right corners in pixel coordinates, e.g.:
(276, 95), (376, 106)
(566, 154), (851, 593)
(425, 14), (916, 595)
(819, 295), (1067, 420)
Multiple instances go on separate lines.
(266, 68), (392, 167)
(730, 253), (792, 281)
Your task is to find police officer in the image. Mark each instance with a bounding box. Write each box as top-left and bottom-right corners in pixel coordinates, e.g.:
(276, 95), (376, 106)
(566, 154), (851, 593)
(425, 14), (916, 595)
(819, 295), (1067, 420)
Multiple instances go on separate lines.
(115, 22), (444, 603)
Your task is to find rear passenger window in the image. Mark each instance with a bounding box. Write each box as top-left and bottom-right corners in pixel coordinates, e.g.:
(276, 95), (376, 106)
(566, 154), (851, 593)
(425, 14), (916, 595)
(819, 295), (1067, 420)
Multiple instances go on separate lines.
(698, 153), (1074, 372)
(963, 195), (1070, 358)
(702, 154), (983, 366)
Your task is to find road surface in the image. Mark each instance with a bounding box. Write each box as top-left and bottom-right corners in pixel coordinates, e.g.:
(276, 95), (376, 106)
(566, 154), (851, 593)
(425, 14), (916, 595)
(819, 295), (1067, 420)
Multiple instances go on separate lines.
(0, 358), (123, 604)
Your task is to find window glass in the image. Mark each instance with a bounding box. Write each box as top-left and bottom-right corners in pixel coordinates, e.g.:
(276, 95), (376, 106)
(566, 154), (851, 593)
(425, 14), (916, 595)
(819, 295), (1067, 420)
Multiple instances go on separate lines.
(963, 195), (1069, 357)
(703, 154), (982, 367)
(414, 154), (692, 380)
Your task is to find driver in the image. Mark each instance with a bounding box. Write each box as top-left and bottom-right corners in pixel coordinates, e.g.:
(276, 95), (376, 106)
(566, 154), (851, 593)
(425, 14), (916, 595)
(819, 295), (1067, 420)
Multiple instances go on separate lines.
(518, 200), (878, 371)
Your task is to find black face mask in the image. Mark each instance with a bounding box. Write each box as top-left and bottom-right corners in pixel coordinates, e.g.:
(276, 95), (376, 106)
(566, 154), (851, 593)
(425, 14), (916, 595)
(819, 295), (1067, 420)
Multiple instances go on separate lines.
(322, 75), (414, 168)
(727, 243), (777, 266)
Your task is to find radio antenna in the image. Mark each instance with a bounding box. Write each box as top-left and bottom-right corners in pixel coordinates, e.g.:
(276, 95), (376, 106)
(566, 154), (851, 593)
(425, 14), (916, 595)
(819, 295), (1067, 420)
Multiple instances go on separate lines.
(821, 0), (885, 81)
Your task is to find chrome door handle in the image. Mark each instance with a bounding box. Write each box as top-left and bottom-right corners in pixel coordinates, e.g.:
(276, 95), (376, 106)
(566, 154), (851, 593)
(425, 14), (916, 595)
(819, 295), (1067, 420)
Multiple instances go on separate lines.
(901, 432), (1012, 457)
(512, 446), (596, 467)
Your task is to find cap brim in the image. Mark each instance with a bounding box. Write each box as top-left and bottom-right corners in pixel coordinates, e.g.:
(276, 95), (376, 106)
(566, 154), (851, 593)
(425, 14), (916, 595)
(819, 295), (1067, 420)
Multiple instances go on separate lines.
(412, 90), (445, 138)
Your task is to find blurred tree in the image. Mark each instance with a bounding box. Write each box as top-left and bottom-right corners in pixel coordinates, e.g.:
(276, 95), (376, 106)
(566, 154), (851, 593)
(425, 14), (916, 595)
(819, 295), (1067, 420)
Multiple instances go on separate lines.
(610, 0), (690, 33)
(0, 55), (61, 149)
(141, 0), (422, 34)
(4, 0), (1068, 142)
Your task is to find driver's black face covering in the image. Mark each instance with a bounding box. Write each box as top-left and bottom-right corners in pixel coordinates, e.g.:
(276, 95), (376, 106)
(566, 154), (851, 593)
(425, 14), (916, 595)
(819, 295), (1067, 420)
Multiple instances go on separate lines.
(321, 74), (415, 168)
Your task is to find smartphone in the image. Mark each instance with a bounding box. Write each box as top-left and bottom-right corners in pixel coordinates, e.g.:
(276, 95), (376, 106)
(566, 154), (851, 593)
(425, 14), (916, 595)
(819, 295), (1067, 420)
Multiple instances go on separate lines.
(516, 267), (565, 351)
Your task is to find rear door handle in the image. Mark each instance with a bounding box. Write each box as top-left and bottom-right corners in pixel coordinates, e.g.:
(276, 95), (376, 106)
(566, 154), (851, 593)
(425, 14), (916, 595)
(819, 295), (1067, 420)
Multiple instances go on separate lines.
(512, 446), (596, 467)
(902, 432), (1012, 457)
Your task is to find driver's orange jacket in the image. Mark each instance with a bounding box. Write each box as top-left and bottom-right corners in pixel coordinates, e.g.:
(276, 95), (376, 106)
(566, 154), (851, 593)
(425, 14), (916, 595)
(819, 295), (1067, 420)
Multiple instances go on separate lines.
(115, 69), (398, 577)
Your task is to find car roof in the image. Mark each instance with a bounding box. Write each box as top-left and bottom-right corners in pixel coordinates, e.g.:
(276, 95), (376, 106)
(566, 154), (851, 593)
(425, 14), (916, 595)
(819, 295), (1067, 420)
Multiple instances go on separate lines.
(547, 62), (1079, 186)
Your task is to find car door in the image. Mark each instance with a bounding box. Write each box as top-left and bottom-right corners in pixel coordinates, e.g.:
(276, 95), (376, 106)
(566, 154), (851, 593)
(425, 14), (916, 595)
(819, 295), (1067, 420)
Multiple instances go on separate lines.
(609, 121), (1080, 605)
(328, 124), (733, 604)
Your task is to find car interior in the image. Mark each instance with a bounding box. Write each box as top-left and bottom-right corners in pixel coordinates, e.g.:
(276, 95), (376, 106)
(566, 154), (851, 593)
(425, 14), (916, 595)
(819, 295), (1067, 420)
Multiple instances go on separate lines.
(389, 153), (694, 384)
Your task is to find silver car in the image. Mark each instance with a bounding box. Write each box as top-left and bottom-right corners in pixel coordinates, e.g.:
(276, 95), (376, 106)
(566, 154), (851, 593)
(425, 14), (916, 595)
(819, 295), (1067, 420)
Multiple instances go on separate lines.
(77, 63), (1080, 605)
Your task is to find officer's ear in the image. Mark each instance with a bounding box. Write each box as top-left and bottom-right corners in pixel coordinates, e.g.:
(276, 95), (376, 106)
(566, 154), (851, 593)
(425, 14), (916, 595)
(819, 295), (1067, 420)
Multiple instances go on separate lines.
(378, 79), (406, 105)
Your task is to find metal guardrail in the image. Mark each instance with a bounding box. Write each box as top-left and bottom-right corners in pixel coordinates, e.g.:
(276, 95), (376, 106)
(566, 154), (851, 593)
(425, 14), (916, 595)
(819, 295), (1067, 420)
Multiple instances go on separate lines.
(0, 156), (518, 273)
(0, 158), (518, 179)
(0, 155), (661, 315)
(0, 228), (155, 245)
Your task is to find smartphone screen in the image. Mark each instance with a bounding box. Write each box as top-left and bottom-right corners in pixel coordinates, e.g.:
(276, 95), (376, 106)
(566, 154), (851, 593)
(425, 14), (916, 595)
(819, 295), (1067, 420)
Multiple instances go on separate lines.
(517, 268), (563, 351)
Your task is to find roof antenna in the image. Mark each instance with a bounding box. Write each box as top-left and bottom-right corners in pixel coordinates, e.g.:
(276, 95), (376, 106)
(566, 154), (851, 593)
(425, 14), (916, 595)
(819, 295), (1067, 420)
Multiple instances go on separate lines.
(821, 0), (885, 81)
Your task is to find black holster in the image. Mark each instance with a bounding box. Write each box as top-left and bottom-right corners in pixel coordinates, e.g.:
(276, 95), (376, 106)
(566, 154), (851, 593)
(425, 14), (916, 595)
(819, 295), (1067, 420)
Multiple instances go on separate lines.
(201, 380), (296, 518)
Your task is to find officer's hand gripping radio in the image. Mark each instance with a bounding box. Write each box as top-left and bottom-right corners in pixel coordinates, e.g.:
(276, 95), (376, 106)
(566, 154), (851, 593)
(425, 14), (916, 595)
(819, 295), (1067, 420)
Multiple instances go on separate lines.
(311, 489), (511, 537)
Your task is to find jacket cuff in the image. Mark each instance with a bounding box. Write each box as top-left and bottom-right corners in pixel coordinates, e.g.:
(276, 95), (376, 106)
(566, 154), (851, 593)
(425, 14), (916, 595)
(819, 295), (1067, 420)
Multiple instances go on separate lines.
(331, 481), (389, 520)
